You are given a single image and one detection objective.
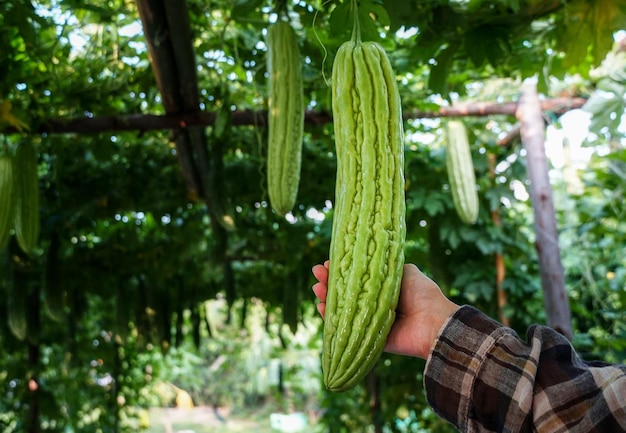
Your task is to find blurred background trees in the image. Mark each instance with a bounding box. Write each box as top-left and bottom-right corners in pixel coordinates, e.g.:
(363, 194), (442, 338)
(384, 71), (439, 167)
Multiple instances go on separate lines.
(0, 0), (625, 431)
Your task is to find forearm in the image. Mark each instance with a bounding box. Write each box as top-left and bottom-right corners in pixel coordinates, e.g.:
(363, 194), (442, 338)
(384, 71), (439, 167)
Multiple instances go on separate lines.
(424, 306), (626, 433)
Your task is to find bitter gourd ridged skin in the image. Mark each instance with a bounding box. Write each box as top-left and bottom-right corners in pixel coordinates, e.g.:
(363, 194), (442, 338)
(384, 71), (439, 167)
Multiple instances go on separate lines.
(43, 230), (65, 322)
(13, 141), (40, 253)
(266, 20), (304, 216)
(8, 262), (27, 341)
(323, 40), (406, 392)
(0, 156), (14, 250)
(446, 120), (479, 224)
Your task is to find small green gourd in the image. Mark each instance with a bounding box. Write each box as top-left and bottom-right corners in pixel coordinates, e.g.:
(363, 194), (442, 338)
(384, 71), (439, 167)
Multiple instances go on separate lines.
(266, 19), (304, 216)
(445, 120), (479, 224)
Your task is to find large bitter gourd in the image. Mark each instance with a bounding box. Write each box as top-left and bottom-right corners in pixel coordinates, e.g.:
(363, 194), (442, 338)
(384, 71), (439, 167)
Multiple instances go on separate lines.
(323, 32), (406, 392)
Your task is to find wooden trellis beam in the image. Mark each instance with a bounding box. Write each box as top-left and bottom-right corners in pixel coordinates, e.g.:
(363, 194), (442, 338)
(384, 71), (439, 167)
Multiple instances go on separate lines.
(1, 97), (587, 136)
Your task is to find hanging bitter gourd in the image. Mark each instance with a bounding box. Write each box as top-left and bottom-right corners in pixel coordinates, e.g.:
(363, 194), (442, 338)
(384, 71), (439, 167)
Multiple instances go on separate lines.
(13, 141), (40, 253)
(7, 256), (27, 341)
(7, 285), (27, 341)
(445, 120), (479, 224)
(323, 14), (407, 392)
(42, 229), (65, 322)
(266, 19), (304, 216)
(0, 154), (14, 250)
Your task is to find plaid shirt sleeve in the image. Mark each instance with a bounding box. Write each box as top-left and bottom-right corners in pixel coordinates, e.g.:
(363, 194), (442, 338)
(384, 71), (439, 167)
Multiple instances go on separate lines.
(423, 306), (626, 433)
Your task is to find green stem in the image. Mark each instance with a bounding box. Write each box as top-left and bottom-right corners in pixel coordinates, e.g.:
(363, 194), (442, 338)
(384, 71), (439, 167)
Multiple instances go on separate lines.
(275, 0), (288, 20)
(350, 0), (361, 43)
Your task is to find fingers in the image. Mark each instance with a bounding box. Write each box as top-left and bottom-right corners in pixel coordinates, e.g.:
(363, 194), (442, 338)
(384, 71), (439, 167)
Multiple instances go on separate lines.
(312, 262), (330, 318)
(401, 263), (420, 288)
(401, 263), (435, 291)
(312, 262), (329, 284)
(312, 281), (328, 300)
(316, 301), (326, 317)
(312, 282), (327, 318)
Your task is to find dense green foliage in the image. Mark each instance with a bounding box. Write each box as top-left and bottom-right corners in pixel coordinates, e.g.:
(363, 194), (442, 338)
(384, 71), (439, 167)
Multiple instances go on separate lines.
(0, 0), (625, 431)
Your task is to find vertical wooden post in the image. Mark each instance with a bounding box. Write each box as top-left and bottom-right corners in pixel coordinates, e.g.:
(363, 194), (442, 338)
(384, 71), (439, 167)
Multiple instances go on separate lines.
(488, 153), (509, 326)
(516, 79), (573, 339)
(367, 370), (383, 433)
(27, 343), (40, 433)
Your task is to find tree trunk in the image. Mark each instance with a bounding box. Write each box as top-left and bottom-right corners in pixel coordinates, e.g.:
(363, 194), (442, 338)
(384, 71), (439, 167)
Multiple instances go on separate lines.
(489, 153), (509, 327)
(516, 80), (573, 339)
(27, 342), (40, 433)
(367, 370), (383, 433)
(27, 284), (41, 433)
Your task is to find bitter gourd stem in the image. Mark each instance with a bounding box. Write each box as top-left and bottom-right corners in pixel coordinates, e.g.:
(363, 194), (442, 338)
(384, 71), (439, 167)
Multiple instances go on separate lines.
(350, 0), (361, 44)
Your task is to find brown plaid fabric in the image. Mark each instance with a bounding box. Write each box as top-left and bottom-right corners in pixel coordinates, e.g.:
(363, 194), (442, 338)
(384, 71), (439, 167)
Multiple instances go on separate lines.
(424, 306), (626, 432)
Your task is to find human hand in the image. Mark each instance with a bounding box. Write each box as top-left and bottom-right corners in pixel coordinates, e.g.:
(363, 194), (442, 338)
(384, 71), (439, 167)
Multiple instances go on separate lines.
(312, 261), (459, 360)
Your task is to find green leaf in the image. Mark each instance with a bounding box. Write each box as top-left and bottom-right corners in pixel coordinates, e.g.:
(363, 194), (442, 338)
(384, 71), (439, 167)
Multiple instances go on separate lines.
(232, 0), (264, 17)
(557, 0), (626, 69)
(329, 0), (390, 42)
(583, 82), (626, 136)
(441, 225), (460, 250)
(464, 29), (487, 67)
(366, 1), (390, 28)
(465, 280), (494, 302)
(356, 6), (380, 42)
(464, 25), (511, 69)
(417, 191), (446, 217)
(466, 0), (485, 12)
(476, 237), (500, 255)
(428, 43), (458, 96)
(499, 0), (520, 13)
(329, 1), (352, 39)
(383, 0), (417, 31)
